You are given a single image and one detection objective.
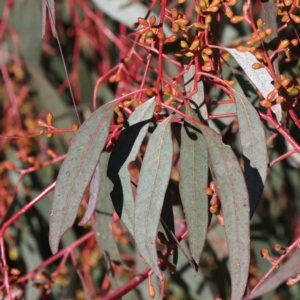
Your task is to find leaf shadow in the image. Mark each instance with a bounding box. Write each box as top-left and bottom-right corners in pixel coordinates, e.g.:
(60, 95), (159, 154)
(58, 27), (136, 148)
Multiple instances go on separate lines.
(243, 155), (264, 219)
(107, 119), (152, 219)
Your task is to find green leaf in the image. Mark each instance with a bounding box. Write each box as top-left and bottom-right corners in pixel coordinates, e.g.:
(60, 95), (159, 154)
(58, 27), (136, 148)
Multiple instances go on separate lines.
(42, 0), (56, 37)
(183, 64), (208, 120)
(49, 99), (118, 254)
(13, 0), (42, 68)
(94, 152), (123, 266)
(135, 115), (173, 280)
(108, 97), (156, 236)
(199, 116), (250, 300)
(226, 48), (281, 122)
(78, 162), (101, 226)
(233, 89), (268, 217)
(179, 108), (208, 265)
(161, 185), (178, 265)
(244, 250), (300, 300)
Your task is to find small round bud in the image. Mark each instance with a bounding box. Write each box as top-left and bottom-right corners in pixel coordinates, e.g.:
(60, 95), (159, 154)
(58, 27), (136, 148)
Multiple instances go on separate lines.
(46, 113), (53, 125)
(260, 248), (270, 258)
(252, 63), (264, 69)
(189, 40), (200, 50)
(171, 23), (180, 33)
(205, 187), (213, 195)
(256, 18), (263, 28)
(201, 65), (212, 72)
(265, 28), (273, 35)
(180, 40), (189, 48)
(171, 8), (179, 19)
(157, 32), (165, 40)
(138, 18), (149, 27)
(149, 16), (156, 26)
(260, 100), (273, 108)
(165, 35), (177, 44)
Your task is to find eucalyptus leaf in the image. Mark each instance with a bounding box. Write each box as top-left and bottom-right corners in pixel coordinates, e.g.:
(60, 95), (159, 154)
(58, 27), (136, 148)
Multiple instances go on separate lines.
(226, 48), (281, 122)
(244, 250), (300, 300)
(49, 99), (118, 254)
(199, 114), (250, 300)
(135, 115), (173, 280)
(183, 64), (208, 120)
(108, 97), (156, 236)
(233, 89), (268, 217)
(179, 107), (208, 265)
(78, 162), (101, 226)
(13, 0), (42, 68)
(95, 152), (123, 266)
(42, 0), (56, 37)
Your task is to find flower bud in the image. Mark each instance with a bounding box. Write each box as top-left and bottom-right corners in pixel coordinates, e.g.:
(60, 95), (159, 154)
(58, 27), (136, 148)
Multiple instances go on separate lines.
(189, 40), (200, 50)
(149, 16), (156, 26)
(230, 16), (244, 24)
(278, 39), (290, 50)
(138, 18), (149, 27)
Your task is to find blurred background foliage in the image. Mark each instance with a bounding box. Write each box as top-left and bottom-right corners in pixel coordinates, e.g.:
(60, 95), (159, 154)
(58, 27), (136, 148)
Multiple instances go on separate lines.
(0, 0), (300, 299)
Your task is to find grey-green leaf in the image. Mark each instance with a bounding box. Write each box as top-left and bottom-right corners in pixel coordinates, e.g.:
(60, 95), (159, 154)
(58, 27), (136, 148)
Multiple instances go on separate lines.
(135, 115), (173, 280)
(94, 152), (123, 266)
(78, 162), (101, 226)
(244, 249), (300, 300)
(200, 119), (250, 300)
(49, 99), (118, 254)
(42, 0), (56, 37)
(179, 109), (208, 265)
(183, 64), (208, 120)
(233, 89), (268, 217)
(226, 48), (281, 122)
(108, 97), (156, 236)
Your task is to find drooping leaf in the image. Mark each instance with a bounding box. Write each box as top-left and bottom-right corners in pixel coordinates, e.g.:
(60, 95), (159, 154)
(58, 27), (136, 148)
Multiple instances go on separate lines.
(108, 97), (156, 236)
(179, 107), (208, 265)
(183, 64), (208, 120)
(94, 152), (123, 266)
(135, 115), (173, 280)
(13, 0), (42, 68)
(233, 89), (269, 217)
(226, 48), (281, 122)
(198, 113), (250, 300)
(42, 0), (56, 37)
(78, 162), (101, 226)
(244, 249), (300, 300)
(161, 185), (178, 266)
(49, 99), (118, 254)
(261, 0), (281, 124)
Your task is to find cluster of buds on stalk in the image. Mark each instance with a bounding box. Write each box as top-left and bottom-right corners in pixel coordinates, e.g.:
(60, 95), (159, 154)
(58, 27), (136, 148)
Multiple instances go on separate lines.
(206, 181), (224, 225)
